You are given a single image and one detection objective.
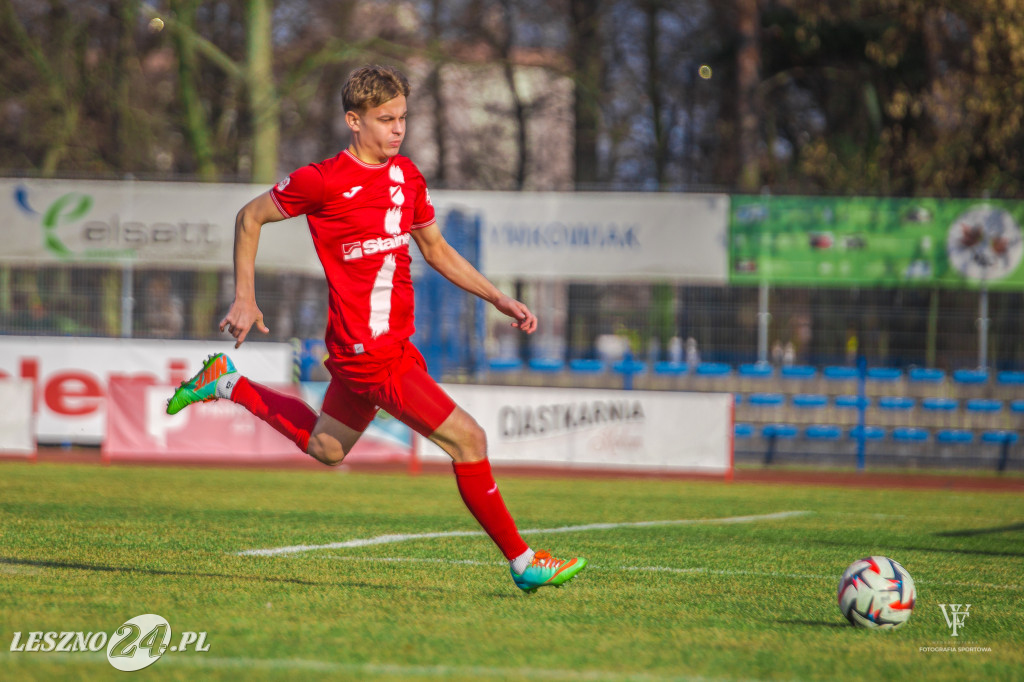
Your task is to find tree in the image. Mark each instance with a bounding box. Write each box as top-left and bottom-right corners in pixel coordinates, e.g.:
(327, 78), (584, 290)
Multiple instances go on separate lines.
(734, 0), (760, 192)
(568, 0), (604, 188)
(750, 0), (1024, 197)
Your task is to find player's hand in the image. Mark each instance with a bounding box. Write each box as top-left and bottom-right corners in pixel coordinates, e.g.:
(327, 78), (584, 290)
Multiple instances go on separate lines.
(493, 294), (537, 334)
(219, 298), (270, 348)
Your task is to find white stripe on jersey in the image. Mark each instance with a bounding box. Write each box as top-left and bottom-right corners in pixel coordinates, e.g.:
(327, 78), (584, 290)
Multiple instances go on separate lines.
(384, 206), (402, 235)
(368, 254), (397, 338)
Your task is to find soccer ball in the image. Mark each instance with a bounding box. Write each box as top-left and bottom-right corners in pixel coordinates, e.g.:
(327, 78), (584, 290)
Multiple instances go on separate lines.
(837, 556), (916, 629)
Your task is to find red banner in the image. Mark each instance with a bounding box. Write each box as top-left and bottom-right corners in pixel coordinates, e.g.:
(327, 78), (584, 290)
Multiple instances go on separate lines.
(103, 378), (412, 466)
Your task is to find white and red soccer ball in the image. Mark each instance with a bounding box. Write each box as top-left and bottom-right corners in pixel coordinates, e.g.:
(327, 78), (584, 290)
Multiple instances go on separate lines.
(837, 556), (916, 629)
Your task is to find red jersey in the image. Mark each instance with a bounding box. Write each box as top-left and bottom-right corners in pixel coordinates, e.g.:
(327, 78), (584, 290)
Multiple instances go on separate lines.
(270, 150), (435, 355)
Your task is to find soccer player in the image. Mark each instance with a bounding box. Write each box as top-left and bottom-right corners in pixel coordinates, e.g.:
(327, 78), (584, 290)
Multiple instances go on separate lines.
(167, 65), (586, 593)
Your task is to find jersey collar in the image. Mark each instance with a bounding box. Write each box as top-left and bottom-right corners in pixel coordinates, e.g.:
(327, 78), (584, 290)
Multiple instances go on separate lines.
(343, 149), (390, 169)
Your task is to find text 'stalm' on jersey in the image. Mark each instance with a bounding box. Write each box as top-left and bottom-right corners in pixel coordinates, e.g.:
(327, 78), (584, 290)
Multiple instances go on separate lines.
(342, 233), (410, 261)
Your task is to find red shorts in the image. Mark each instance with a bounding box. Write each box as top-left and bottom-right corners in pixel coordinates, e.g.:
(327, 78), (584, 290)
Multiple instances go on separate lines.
(321, 339), (456, 437)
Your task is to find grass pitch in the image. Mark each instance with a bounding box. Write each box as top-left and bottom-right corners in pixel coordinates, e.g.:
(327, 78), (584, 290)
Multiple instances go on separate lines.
(0, 461), (1022, 681)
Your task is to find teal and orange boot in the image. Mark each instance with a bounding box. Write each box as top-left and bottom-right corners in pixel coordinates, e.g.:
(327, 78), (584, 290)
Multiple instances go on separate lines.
(166, 353), (237, 415)
(511, 550), (587, 592)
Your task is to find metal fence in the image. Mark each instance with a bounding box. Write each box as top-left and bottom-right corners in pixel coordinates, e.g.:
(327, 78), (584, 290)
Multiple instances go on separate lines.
(2, 263), (1021, 373)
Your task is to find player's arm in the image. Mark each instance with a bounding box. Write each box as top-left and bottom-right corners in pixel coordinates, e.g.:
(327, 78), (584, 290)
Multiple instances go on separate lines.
(411, 222), (536, 334)
(220, 192), (288, 347)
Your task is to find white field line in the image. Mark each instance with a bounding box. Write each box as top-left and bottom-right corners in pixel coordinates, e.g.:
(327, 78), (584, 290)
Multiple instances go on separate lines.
(323, 556), (1023, 592)
(0, 652), (738, 681)
(237, 511), (811, 557)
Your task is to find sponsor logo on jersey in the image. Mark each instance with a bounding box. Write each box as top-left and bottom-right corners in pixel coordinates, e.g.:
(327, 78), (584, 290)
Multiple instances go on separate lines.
(389, 186), (405, 206)
(276, 177), (291, 192)
(342, 233), (411, 261)
(389, 165), (405, 184)
(342, 185), (363, 199)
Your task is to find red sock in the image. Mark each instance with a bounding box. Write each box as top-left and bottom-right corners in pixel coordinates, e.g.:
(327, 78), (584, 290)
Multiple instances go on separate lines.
(229, 376), (317, 453)
(452, 459), (529, 561)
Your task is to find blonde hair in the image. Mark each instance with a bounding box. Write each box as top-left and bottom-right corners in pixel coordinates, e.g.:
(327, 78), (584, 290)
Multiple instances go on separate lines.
(342, 65), (411, 114)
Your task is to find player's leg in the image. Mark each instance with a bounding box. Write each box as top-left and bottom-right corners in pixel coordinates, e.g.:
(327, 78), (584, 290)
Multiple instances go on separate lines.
(168, 352), (319, 450)
(165, 352), (365, 464)
(305, 412), (363, 466)
(306, 377), (378, 466)
(392, 351), (587, 592)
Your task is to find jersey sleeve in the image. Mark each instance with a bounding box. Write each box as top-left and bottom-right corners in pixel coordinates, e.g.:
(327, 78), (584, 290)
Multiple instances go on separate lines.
(409, 166), (436, 229)
(270, 164), (325, 218)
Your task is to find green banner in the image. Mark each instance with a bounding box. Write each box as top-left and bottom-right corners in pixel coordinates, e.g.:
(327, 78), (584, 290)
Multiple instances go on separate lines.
(729, 195), (1024, 289)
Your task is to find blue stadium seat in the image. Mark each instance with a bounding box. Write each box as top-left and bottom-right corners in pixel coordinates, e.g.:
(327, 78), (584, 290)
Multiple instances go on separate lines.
(997, 371), (1024, 386)
(849, 425), (886, 440)
(748, 392), (785, 406)
(781, 365), (817, 379)
(529, 358), (564, 372)
(966, 399), (1002, 413)
(695, 362), (732, 376)
(1011, 400), (1024, 413)
(734, 423), (754, 439)
(762, 424), (798, 439)
(936, 429), (973, 444)
(867, 367), (903, 381)
(488, 358), (523, 371)
(739, 363), (773, 378)
(805, 424), (842, 440)
(892, 427), (929, 442)
(824, 366), (859, 380)
(569, 358), (605, 373)
(982, 431), (1019, 444)
(878, 396), (915, 410)
(835, 394), (870, 409)
(953, 369), (989, 384)
(922, 397), (959, 412)
(909, 367), (946, 383)
(654, 361), (688, 375)
(792, 393), (828, 408)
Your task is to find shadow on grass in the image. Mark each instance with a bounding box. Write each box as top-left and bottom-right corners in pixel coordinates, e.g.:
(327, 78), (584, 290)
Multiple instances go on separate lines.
(0, 556), (394, 590)
(776, 619), (848, 629)
(812, 540), (1024, 559)
(935, 522), (1024, 538)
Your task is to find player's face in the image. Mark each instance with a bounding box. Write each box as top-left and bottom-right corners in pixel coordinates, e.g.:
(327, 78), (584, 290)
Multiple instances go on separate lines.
(347, 95), (407, 164)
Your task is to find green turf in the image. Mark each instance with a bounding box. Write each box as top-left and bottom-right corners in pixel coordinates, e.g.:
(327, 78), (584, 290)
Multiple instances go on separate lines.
(0, 462), (1021, 681)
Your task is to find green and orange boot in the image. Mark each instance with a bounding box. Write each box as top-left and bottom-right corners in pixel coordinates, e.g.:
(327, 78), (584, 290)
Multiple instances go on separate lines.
(166, 353), (237, 415)
(511, 550), (587, 592)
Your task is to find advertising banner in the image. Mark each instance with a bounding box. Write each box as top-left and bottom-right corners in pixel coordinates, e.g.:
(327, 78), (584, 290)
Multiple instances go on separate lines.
(730, 195), (1024, 289)
(103, 380), (413, 466)
(439, 191), (730, 281)
(104, 378), (308, 464)
(419, 384), (733, 474)
(0, 379), (34, 456)
(1, 179), (320, 272)
(2, 179), (731, 282)
(0, 337), (291, 444)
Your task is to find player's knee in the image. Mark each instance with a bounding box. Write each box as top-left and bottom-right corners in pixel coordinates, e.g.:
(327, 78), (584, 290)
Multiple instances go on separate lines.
(308, 434), (346, 466)
(451, 421), (487, 463)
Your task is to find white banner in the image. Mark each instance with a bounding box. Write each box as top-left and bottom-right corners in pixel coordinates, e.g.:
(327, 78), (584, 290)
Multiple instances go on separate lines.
(0, 337), (292, 444)
(1, 179), (319, 272)
(2, 179), (729, 281)
(419, 384), (733, 474)
(437, 190), (730, 281)
(0, 379), (34, 455)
